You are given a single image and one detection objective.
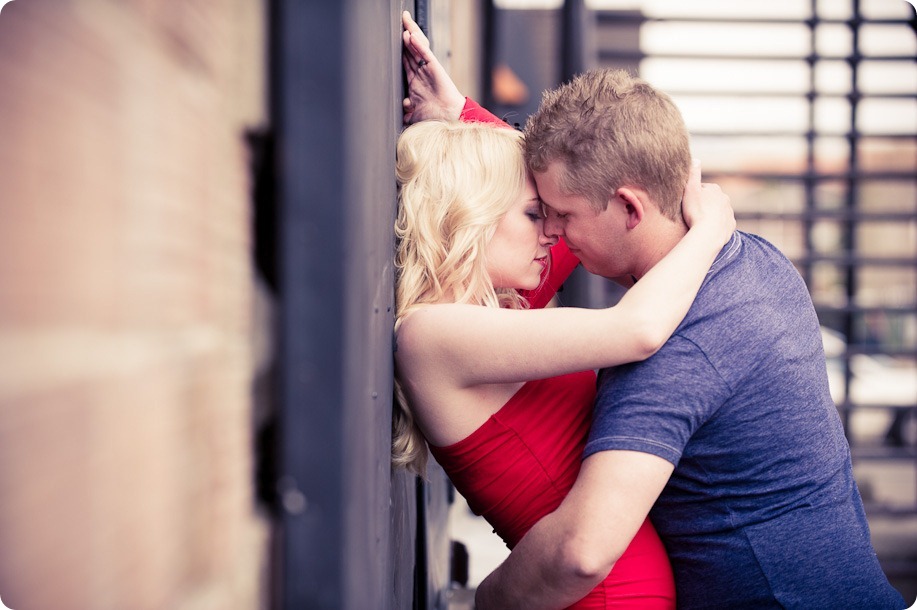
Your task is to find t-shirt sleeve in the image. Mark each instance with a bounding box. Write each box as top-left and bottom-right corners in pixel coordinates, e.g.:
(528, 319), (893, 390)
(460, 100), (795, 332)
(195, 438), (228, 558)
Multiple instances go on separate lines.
(521, 240), (580, 309)
(584, 335), (731, 466)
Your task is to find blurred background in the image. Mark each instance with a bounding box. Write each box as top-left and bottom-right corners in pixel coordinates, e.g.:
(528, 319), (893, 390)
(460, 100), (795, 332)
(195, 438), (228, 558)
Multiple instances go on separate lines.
(0, 0), (913, 609)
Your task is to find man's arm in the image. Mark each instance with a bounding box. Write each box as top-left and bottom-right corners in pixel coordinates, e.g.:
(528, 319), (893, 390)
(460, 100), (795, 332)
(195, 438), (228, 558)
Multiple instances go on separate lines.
(474, 450), (674, 609)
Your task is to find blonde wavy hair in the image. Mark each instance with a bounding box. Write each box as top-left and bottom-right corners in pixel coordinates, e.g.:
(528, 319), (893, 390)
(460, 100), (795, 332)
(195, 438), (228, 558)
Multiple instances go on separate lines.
(392, 120), (530, 475)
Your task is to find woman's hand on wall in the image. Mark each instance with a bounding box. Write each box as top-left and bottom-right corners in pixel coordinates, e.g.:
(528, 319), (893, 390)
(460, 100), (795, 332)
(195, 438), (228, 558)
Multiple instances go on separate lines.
(401, 11), (465, 125)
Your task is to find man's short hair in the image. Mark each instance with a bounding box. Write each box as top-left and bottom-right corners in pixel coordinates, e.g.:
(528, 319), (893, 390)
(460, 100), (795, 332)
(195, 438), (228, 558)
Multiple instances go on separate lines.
(524, 69), (691, 221)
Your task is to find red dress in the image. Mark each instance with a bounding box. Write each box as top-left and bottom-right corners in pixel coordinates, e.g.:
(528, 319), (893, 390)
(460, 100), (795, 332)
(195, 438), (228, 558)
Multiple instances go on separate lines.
(427, 100), (676, 609)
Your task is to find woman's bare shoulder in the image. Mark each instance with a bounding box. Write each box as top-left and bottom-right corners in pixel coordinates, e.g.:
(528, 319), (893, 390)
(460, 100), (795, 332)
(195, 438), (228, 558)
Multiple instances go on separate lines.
(396, 303), (464, 356)
(395, 303), (498, 377)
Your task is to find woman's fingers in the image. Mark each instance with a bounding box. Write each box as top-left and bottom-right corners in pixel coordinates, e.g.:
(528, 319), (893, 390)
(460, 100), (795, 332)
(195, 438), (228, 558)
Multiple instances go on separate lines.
(402, 11), (430, 48)
(402, 12), (437, 70)
(403, 98), (414, 125)
(681, 159), (734, 241)
(684, 159), (702, 198)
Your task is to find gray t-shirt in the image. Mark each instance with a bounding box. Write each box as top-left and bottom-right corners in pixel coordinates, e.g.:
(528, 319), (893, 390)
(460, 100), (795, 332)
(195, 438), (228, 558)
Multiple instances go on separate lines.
(586, 232), (904, 609)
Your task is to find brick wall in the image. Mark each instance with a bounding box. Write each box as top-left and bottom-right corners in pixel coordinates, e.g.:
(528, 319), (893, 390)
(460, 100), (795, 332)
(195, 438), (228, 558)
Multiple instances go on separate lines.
(0, 1), (269, 609)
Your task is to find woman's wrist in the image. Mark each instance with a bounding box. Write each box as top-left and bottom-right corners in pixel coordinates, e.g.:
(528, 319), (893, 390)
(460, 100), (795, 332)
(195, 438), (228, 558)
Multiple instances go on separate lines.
(683, 222), (728, 257)
(689, 215), (733, 247)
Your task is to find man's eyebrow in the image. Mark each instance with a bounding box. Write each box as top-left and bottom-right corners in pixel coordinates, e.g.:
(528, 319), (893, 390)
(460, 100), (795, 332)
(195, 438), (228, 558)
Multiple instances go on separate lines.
(541, 201), (565, 213)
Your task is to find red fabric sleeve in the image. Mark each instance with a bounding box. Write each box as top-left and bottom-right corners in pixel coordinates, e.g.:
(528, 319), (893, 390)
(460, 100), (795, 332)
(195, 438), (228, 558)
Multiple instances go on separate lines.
(458, 98), (581, 308)
(459, 97), (510, 128)
(521, 240), (580, 309)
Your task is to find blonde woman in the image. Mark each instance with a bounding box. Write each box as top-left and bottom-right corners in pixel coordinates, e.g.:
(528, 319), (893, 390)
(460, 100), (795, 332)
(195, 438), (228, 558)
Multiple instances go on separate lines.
(394, 18), (734, 608)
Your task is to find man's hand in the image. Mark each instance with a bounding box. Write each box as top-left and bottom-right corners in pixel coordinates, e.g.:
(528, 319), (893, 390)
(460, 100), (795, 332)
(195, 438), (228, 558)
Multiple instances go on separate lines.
(401, 11), (465, 124)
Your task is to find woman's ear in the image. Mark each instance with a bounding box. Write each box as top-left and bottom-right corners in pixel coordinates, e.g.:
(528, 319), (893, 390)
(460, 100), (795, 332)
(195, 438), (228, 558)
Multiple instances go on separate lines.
(615, 187), (646, 230)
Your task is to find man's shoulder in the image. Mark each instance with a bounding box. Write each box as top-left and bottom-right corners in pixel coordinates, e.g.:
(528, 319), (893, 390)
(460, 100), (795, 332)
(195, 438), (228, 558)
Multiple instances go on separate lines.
(707, 231), (793, 276)
(696, 231), (807, 309)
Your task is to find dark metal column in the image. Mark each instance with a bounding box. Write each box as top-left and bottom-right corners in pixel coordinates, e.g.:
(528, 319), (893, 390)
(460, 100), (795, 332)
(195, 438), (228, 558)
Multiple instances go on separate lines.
(270, 1), (405, 608)
(561, 0), (596, 80)
(273, 1), (346, 607)
(839, 0), (864, 435)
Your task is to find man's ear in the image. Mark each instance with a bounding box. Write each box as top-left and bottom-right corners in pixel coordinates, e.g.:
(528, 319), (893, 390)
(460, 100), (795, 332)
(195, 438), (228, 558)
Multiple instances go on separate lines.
(615, 187), (645, 230)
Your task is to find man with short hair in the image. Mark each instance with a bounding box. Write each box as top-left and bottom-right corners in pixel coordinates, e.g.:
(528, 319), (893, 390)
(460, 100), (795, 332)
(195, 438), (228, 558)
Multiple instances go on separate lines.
(476, 68), (904, 609)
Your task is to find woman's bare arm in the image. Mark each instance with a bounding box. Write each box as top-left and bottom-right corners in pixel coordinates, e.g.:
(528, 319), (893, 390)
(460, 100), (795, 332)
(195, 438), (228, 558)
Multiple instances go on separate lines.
(397, 163), (735, 388)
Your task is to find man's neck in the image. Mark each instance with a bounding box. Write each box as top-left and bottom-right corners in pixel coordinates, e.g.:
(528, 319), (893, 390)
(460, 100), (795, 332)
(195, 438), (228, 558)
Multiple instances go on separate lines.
(631, 218), (688, 280)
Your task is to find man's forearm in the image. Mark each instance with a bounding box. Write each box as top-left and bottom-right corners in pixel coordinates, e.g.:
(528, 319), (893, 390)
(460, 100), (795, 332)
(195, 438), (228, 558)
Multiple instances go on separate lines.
(473, 450), (673, 608)
(473, 514), (608, 610)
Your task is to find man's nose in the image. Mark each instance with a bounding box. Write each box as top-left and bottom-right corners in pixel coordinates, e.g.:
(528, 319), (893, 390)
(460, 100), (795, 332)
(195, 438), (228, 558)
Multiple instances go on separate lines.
(543, 215), (563, 239)
(539, 228), (558, 247)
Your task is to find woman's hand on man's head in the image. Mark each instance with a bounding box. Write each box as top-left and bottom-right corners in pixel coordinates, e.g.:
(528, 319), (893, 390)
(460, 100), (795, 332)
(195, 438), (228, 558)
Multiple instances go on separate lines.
(681, 160), (735, 246)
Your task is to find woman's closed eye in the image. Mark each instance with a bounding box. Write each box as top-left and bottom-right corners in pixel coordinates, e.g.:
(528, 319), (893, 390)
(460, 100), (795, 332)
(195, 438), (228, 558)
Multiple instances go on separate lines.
(526, 206), (544, 222)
